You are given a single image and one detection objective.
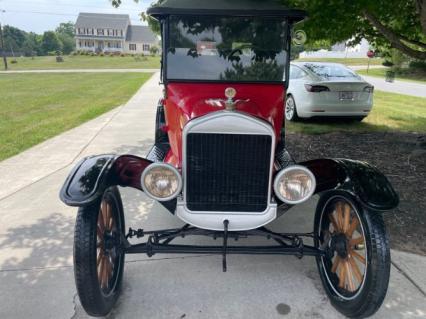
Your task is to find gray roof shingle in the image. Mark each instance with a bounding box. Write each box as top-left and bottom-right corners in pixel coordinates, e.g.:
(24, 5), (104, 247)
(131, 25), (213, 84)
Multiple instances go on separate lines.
(126, 26), (158, 43)
(76, 13), (130, 30)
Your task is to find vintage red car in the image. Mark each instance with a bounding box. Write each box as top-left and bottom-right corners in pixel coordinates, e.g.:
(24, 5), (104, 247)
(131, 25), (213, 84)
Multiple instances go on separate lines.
(60, 0), (399, 317)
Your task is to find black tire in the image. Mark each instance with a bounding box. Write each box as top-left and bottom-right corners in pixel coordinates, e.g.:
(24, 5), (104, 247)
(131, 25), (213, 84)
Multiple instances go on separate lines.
(314, 191), (390, 318)
(74, 186), (125, 317)
(285, 95), (299, 121)
(352, 116), (367, 122)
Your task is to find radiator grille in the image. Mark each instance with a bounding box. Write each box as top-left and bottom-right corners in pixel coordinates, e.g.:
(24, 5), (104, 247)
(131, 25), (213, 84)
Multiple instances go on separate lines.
(186, 133), (272, 212)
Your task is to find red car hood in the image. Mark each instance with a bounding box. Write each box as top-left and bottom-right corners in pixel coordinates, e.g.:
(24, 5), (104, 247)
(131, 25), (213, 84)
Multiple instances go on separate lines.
(164, 82), (285, 167)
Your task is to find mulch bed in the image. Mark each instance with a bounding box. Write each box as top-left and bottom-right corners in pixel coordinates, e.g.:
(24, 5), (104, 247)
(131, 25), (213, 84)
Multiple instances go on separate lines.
(286, 131), (426, 256)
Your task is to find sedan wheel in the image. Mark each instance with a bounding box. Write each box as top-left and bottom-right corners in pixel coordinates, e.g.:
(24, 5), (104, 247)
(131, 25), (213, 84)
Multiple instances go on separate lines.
(285, 95), (299, 121)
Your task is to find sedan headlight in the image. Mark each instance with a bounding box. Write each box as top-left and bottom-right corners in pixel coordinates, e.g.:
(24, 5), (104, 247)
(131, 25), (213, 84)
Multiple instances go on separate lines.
(273, 165), (316, 204)
(141, 163), (182, 201)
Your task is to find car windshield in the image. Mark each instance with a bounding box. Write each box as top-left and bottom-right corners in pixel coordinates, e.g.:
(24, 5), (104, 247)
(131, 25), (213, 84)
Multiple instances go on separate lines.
(303, 64), (359, 79)
(167, 15), (288, 82)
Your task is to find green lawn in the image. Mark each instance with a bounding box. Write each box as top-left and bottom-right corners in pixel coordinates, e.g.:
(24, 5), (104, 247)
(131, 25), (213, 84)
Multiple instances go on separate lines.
(357, 68), (426, 84)
(296, 58), (384, 66)
(287, 90), (426, 134)
(3, 55), (160, 70)
(0, 73), (152, 161)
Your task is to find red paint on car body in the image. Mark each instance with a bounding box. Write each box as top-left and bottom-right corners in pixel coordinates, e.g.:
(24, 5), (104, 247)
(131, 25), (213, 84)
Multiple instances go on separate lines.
(163, 82), (285, 167)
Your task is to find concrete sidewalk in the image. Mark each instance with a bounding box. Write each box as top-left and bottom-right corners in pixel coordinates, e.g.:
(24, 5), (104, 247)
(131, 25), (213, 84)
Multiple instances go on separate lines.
(0, 69), (159, 74)
(0, 73), (425, 319)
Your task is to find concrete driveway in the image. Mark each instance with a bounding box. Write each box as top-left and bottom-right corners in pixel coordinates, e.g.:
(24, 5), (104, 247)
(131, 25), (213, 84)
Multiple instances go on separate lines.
(0, 73), (425, 319)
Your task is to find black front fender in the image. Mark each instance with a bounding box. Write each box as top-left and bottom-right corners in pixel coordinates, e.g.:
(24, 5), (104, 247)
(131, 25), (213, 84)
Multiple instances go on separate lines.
(301, 158), (399, 211)
(59, 154), (152, 207)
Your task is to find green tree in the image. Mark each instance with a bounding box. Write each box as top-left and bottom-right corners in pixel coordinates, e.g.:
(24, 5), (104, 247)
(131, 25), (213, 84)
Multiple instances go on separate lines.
(58, 33), (75, 54)
(56, 22), (76, 54)
(288, 0), (426, 60)
(3, 25), (26, 52)
(41, 31), (62, 54)
(22, 33), (41, 56)
(56, 21), (75, 37)
(112, 0), (162, 34)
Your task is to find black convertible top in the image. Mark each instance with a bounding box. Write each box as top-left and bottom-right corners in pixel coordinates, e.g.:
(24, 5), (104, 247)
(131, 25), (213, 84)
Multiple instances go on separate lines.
(147, 0), (306, 21)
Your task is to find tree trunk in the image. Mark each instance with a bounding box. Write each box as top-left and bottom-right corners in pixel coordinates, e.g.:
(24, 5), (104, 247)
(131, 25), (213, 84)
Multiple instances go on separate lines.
(363, 10), (426, 60)
(417, 0), (426, 35)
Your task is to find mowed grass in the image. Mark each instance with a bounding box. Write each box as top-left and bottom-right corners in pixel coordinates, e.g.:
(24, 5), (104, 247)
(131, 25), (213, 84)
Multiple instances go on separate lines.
(287, 90), (426, 134)
(296, 57), (384, 66)
(4, 55), (160, 70)
(357, 68), (426, 84)
(0, 73), (152, 161)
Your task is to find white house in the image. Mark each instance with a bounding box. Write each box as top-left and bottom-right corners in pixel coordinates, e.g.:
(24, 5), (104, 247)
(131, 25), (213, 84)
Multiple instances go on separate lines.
(300, 39), (371, 59)
(75, 13), (159, 54)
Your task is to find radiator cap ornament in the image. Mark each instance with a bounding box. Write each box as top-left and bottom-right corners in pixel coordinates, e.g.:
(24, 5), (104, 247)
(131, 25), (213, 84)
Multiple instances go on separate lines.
(225, 87), (237, 111)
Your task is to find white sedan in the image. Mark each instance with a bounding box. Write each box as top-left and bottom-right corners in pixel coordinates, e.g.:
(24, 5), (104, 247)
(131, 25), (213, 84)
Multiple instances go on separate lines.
(285, 62), (374, 121)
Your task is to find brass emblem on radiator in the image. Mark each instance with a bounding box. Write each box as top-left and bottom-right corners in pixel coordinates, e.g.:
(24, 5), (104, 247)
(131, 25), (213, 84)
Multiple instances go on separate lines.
(225, 87), (237, 111)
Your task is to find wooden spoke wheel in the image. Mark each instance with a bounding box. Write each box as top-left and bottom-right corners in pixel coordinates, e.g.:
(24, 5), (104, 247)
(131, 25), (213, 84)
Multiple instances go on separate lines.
(97, 198), (120, 295)
(321, 200), (367, 297)
(314, 192), (391, 318)
(74, 187), (125, 317)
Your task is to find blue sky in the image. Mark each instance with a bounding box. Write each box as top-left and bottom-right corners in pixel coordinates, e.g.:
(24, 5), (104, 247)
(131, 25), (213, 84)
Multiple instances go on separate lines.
(0, 0), (152, 34)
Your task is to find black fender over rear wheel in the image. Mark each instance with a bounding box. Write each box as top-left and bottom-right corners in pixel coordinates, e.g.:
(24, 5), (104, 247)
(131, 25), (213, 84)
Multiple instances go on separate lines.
(74, 186), (125, 317)
(314, 191), (390, 318)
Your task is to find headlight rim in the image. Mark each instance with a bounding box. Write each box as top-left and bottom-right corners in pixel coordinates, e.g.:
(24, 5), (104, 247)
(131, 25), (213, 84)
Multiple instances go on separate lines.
(273, 165), (316, 205)
(140, 163), (183, 202)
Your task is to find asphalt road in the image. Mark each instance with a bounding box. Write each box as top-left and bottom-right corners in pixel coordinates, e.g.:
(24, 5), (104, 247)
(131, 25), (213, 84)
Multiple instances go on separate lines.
(0, 73), (425, 319)
(349, 65), (426, 98)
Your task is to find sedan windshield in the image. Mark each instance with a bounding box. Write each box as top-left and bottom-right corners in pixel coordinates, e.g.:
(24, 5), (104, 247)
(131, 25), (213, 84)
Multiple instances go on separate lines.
(304, 64), (359, 79)
(167, 16), (288, 82)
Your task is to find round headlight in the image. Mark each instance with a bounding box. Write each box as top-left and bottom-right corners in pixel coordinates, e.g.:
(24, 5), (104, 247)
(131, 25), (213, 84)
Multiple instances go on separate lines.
(141, 163), (182, 201)
(273, 165), (316, 204)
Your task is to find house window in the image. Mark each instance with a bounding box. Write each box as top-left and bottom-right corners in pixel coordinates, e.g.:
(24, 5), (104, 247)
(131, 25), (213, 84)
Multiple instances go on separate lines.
(97, 29), (104, 36)
(129, 44), (137, 51)
(143, 44), (150, 51)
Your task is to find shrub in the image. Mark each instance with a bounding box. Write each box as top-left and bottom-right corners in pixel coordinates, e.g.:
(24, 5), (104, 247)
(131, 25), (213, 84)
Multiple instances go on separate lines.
(120, 53), (126, 57)
(409, 60), (426, 71)
(150, 46), (159, 56)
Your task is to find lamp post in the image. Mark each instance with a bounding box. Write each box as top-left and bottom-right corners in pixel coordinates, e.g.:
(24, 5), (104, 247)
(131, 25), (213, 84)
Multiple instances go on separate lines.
(0, 9), (7, 70)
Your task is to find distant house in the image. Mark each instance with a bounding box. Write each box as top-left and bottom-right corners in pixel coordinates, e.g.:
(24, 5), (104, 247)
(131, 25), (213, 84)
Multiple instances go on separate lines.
(75, 13), (159, 54)
(299, 39), (371, 59)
